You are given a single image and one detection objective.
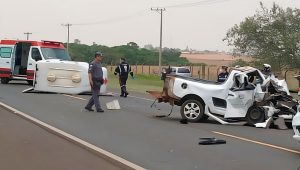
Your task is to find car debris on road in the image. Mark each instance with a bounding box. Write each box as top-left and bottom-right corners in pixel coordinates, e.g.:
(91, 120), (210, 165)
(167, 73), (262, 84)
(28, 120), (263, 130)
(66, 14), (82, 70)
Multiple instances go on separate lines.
(198, 138), (226, 145)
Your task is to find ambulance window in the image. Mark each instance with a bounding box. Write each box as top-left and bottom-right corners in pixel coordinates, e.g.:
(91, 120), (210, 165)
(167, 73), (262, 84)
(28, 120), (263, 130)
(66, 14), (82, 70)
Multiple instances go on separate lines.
(31, 48), (42, 61)
(0, 47), (12, 58)
(41, 48), (70, 61)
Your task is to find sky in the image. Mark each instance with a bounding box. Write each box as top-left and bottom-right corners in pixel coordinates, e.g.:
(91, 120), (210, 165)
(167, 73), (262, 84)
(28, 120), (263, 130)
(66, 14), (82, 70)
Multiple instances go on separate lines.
(1, 0), (300, 52)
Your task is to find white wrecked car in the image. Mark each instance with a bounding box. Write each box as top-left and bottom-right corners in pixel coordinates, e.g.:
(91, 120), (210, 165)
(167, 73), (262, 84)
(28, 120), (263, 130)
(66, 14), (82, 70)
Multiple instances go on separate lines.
(292, 107), (300, 142)
(24, 59), (108, 94)
(148, 66), (295, 126)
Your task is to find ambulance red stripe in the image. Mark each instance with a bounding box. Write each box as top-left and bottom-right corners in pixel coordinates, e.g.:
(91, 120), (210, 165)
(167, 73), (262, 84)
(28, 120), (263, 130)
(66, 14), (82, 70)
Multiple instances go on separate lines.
(0, 68), (11, 77)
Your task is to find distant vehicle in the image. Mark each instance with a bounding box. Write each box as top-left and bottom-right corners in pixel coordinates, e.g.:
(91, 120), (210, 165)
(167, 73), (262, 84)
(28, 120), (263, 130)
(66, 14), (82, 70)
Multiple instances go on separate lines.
(0, 40), (70, 84)
(170, 67), (191, 77)
(292, 107), (300, 142)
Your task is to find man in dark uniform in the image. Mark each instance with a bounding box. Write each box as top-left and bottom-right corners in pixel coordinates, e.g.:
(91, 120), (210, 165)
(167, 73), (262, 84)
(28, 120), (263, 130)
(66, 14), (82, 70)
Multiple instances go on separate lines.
(114, 57), (134, 97)
(217, 66), (229, 83)
(84, 52), (104, 112)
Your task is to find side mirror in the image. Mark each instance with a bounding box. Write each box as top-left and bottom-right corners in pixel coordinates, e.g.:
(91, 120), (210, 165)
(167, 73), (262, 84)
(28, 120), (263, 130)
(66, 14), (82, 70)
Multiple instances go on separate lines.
(33, 55), (42, 61)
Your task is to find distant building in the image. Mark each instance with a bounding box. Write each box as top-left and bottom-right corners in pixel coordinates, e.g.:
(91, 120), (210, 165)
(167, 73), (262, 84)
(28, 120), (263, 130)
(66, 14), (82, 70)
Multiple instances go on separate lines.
(74, 39), (81, 44)
(180, 52), (251, 66)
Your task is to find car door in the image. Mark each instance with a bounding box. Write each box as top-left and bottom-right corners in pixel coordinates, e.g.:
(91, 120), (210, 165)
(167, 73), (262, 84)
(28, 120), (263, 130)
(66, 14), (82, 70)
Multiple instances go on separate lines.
(27, 47), (43, 80)
(224, 73), (256, 118)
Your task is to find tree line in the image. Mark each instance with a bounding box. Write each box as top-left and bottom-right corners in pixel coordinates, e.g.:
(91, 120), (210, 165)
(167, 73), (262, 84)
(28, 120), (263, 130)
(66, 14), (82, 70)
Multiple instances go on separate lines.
(66, 41), (189, 66)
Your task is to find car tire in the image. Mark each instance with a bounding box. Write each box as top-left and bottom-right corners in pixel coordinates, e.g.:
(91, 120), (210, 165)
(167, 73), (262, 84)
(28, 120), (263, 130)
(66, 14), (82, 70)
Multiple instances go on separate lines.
(1, 78), (9, 84)
(180, 99), (208, 122)
(246, 106), (265, 125)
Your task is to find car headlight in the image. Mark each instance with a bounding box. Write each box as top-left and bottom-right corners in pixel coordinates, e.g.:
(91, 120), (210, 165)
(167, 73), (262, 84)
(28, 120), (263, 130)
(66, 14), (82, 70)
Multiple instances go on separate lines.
(47, 73), (56, 82)
(71, 74), (81, 83)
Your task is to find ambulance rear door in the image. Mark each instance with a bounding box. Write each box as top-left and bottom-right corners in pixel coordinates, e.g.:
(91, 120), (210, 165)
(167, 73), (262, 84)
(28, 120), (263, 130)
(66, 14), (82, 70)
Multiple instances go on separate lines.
(0, 45), (14, 77)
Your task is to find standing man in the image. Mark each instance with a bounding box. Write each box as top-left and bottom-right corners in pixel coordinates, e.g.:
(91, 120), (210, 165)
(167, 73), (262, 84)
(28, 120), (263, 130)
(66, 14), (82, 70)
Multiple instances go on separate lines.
(114, 57), (134, 97)
(85, 52), (104, 112)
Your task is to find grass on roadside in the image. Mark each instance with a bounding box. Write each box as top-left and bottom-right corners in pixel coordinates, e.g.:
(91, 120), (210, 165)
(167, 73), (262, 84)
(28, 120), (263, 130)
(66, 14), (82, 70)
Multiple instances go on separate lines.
(107, 72), (164, 94)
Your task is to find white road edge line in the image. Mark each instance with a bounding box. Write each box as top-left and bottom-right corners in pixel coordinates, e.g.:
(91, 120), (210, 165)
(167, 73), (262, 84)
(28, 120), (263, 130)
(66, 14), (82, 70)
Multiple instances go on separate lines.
(62, 94), (86, 100)
(212, 131), (300, 154)
(63, 93), (154, 102)
(0, 102), (146, 170)
(109, 92), (154, 101)
(127, 95), (154, 101)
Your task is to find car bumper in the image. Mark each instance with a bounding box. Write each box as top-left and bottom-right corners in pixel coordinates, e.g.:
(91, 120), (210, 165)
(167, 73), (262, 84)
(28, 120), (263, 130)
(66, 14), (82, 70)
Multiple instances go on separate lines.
(293, 134), (300, 141)
(293, 126), (300, 141)
(292, 113), (300, 141)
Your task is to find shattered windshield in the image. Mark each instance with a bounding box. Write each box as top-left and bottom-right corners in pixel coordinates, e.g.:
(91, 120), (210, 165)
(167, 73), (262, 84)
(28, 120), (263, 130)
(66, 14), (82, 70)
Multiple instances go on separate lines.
(41, 48), (71, 61)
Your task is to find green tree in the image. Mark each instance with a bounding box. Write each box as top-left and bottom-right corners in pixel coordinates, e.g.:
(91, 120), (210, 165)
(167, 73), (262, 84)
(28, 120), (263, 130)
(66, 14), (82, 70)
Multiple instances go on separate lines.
(162, 48), (189, 66)
(231, 59), (248, 67)
(223, 2), (300, 71)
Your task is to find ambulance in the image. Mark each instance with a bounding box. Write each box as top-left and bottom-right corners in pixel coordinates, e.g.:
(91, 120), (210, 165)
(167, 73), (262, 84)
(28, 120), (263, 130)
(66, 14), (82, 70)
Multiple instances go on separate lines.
(0, 40), (70, 84)
(0, 40), (108, 94)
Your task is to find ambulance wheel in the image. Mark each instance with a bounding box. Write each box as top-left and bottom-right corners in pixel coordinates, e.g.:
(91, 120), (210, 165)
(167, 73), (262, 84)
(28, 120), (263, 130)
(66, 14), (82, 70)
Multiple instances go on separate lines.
(246, 106), (265, 125)
(27, 80), (34, 85)
(1, 78), (9, 84)
(180, 99), (208, 122)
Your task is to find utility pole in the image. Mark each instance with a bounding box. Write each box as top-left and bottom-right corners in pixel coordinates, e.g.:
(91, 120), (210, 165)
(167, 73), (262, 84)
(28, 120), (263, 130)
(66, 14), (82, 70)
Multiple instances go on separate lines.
(151, 7), (166, 73)
(61, 23), (72, 52)
(24, 32), (32, 40)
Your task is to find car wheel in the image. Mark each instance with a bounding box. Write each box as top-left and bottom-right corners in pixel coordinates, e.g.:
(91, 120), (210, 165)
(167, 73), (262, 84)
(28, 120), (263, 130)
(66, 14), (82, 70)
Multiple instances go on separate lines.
(1, 78), (9, 84)
(246, 106), (265, 125)
(180, 99), (207, 122)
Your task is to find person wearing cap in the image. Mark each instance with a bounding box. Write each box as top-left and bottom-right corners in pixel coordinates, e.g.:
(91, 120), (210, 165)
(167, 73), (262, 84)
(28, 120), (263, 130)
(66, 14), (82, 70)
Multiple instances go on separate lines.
(114, 57), (134, 97)
(84, 52), (104, 112)
(217, 66), (229, 83)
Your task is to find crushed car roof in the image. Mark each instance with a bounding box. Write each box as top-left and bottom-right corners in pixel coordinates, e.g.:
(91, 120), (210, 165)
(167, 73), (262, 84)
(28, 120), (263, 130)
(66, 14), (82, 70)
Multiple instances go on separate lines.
(232, 66), (259, 72)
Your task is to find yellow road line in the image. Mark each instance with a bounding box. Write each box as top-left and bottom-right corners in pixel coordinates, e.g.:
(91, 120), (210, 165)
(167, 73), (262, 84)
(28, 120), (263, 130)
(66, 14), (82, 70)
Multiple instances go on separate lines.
(212, 131), (300, 154)
(62, 94), (86, 101)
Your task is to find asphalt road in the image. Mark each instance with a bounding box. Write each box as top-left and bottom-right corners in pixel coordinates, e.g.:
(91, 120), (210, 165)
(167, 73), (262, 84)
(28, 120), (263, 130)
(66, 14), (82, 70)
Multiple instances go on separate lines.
(0, 81), (300, 170)
(0, 106), (122, 170)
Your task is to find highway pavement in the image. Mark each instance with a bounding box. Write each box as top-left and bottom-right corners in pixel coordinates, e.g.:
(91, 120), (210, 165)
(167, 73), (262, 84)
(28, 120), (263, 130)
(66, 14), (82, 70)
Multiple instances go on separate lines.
(0, 106), (123, 170)
(0, 81), (299, 170)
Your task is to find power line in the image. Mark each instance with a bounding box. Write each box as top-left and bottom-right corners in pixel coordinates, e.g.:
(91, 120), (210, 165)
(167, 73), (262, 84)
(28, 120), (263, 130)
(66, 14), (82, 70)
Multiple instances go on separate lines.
(163, 0), (231, 8)
(24, 32), (32, 40)
(72, 9), (148, 26)
(67, 0), (231, 26)
(61, 23), (72, 52)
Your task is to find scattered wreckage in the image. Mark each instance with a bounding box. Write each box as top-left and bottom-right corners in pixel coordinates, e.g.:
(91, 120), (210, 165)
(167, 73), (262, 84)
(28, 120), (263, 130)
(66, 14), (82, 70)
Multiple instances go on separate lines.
(24, 59), (108, 94)
(148, 66), (298, 129)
